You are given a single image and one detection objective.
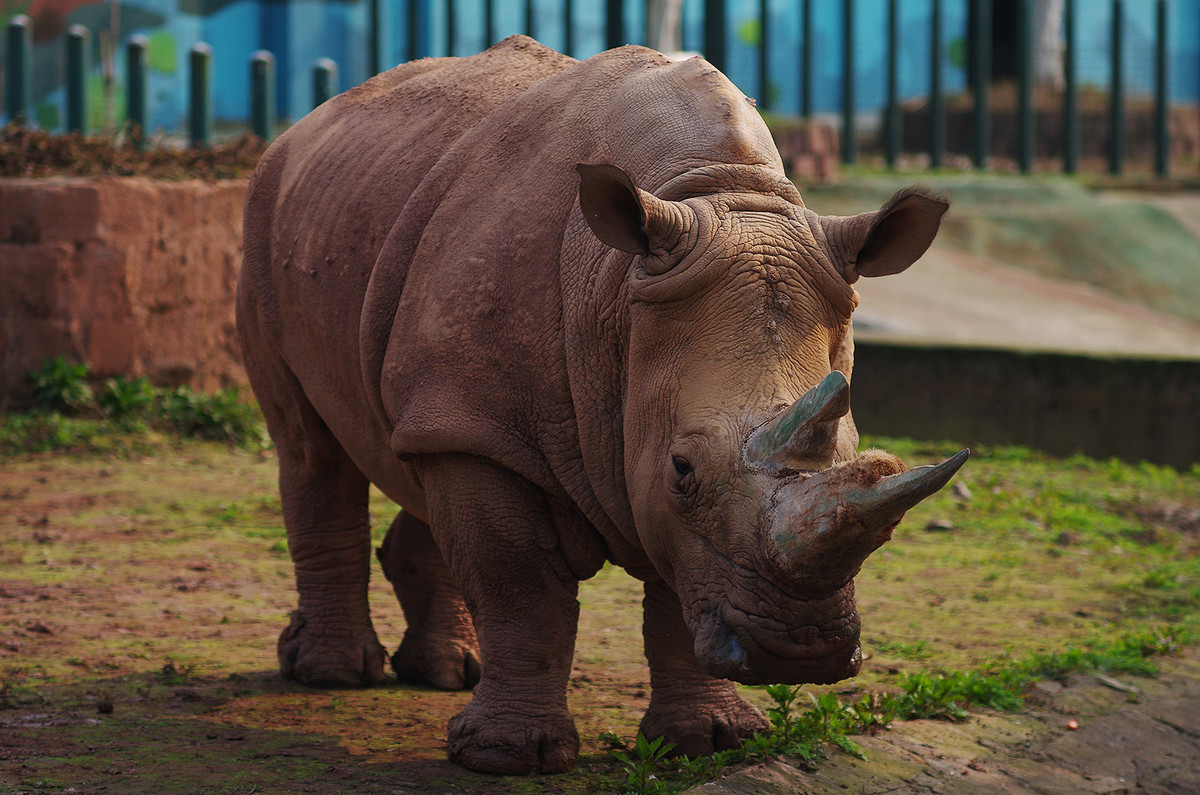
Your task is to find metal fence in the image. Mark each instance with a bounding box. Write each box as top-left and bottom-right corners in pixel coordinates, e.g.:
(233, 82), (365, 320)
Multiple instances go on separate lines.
(0, 0), (1190, 176)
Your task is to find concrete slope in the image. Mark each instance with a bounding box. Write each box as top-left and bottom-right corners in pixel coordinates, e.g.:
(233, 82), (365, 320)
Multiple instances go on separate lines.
(853, 241), (1200, 359)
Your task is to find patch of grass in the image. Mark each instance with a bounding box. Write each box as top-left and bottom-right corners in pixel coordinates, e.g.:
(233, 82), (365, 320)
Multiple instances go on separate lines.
(1, 358), (265, 454)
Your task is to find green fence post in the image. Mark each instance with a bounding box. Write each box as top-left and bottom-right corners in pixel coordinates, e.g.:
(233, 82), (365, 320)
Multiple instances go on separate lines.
(1063, 0), (1078, 173)
(564, 0), (573, 56)
(251, 50), (275, 141)
(1154, 0), (1168, 177)
(842, 0), (856, 165)
(800, 0), (812, 119)
(972, 0), (991, 170)
(1110, 0), (1124, 175)
(1017, 0), (1034, 173)
(5, 15), (32, 127)
(758, 0), (770, 110)
(484, 0), (494, 48)
(930, 0), (944, 168)
(407, 1), (420, 61)
(885, 0), (899, 168)
(369, 0), (381, 74)
(705, 0), (725, 73)
(126, 35), (149, 148)
(607, 0), (623, 49)
(446, 0), (456, 55)
(525, 0), (534, 40)
(313, 58), (338, 108)
(66, 25), (90, 135)
(189, 43), (213, 148)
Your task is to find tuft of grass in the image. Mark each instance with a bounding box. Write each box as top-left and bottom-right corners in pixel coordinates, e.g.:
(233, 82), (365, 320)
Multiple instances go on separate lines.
(599, 623), (1194, 793)
(1, 358), (265, 454)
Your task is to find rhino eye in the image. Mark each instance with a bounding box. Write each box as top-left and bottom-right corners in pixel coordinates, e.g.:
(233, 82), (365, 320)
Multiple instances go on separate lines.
(672, 456), (694, 479)
(671, 456), (697, 498)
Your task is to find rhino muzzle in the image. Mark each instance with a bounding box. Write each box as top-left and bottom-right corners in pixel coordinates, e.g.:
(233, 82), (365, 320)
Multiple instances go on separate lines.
(687, 374), (967, 684)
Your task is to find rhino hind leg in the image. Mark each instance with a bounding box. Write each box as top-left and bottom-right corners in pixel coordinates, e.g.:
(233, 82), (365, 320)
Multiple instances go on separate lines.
(638, 580), (768, 756)
(377, 510), (481, 690)
(246, 347), (388, 688)
(417, 454), (582, 775)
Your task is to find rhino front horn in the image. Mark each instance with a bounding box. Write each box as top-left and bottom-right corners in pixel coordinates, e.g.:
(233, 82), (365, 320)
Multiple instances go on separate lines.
(746, 371), (850, 470)
(851, 449), (971, 526)
(769, 448), (970, 590)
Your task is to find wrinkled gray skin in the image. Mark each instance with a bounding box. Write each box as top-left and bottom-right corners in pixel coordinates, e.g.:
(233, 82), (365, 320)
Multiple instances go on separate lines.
(236, 36), (966, 775)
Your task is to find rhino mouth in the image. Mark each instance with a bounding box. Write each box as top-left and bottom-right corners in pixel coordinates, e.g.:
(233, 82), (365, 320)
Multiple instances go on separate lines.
(690, 595), (863, 685)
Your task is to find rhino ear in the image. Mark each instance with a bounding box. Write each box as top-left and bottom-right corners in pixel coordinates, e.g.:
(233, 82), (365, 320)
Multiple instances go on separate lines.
(576, 164), (694, 274)
(821, 187), (949, 283)
(576, 163), (651, 256)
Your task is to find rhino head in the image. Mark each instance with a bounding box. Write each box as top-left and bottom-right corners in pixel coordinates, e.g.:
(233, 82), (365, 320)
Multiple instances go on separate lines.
(578, 163), (967, 686)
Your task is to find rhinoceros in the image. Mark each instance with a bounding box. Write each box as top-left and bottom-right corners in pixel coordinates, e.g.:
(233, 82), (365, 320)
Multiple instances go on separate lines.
(237, 35), (966, 775)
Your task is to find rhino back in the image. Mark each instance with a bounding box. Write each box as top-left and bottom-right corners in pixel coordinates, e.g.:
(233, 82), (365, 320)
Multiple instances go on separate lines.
(363, 43), (787, 547)
(238, 37), (574, 493)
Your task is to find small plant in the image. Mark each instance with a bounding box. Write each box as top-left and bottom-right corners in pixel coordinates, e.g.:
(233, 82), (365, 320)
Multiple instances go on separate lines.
(98, 376), (155, 422)
(29, 357), (94, 413)
(607, 732), (676, 795)
(158, 385), (263, 446)
(158, 660), (194, 685)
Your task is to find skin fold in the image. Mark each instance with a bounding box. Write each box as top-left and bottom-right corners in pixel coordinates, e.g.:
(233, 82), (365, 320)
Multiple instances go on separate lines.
(237, 35), (964, 775)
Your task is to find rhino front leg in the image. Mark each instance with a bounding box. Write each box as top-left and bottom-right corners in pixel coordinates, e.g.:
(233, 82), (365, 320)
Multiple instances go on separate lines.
(377, 510), (481, 690)
(418, 454), (583, 775)
(639, 580), (768, 755)
(245, 347), (389, 688)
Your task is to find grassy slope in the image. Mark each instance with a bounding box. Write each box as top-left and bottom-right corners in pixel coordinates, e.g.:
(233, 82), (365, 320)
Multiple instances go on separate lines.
(1, 432), (1197, 792)
(803, 173), (1200, 325)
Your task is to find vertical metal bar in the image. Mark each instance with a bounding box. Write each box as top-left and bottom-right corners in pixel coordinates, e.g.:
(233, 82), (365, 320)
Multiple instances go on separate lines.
(1017, 0), (1034, 172)
(525, 0), (534, 39)
(313, 58), (338, 108)
(1110, 0), (1124, 175)
(800, 0), (812, 119)
(843, 0), (856, 164)
(407, 0), (420, 61)
(1154, 0), (1168, 177)
(705, 0), (725, 72)
(5, 15), (33, 127)
(484, 0), (494, 48)
(66, 26), (90, 134)
(1063, 0), (1078, 173)
(564, 0), (573, 55)
(447, 0), (456, 56)
(251, 50), (275, 141)
(885, 0), (900, 168)
(189, 43), (213, 148)
(126, 35), (148, 149)
(930, 0), (944, 168)
(608, 0), (623, 49)
(758, 0), (769, 109)
(369, 0), (381, 73)
(973, 0), (991, 170)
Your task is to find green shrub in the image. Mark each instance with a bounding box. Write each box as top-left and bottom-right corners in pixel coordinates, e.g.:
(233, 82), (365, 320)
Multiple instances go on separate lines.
(29, 357), (94, 413)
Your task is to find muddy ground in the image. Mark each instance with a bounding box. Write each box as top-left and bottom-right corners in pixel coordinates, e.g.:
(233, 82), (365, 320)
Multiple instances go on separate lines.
(2, 438), (1198, 794)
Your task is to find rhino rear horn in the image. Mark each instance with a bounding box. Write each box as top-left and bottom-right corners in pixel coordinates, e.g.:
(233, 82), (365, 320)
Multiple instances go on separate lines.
(576, 163), (694, 274)
(746, 371), (851, 470)
(820, 187), (949, 283)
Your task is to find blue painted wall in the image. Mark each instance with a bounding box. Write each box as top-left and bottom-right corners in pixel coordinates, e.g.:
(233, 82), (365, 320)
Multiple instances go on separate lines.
(3, 0), (1198, 134)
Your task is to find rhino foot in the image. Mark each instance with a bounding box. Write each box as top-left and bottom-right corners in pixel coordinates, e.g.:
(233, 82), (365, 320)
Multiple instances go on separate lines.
(277, 609), (388, 687)
(391, 629), (481, 690)
(638, 689), (768, 757)
(447, 693), (578, 774)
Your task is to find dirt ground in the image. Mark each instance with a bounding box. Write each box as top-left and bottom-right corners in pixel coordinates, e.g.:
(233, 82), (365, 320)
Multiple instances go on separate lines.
(693, 649), (1200, 794)
(1, 439), (1197, 794)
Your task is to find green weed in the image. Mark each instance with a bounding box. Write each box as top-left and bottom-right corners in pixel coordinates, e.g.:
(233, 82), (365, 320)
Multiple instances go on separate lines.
(3, 357), (266, 453)
(29, 356), (93, 412)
